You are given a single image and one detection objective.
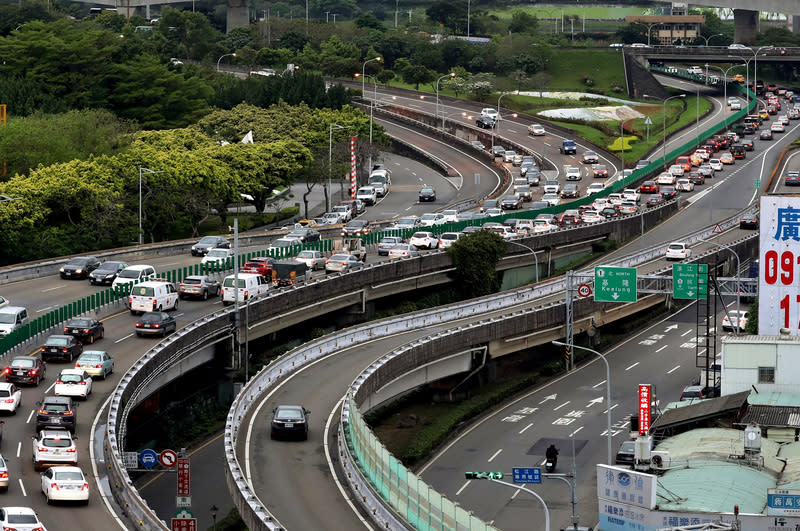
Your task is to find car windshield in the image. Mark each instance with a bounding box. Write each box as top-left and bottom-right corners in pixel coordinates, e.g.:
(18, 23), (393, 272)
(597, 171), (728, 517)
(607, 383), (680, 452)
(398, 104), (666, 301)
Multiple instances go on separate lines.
(297, 251), (315, 258)
(668, 244), (684, 251)
(198, 237), (218, 244)
(46, 337), (70, 346)
(44, 403), (69, 413)
(11, 358), (34, 368)
(421, 214), (437, 221)
(54, 470), (83, 481)
(682, 389), (701, 398)
(139, 314), (165, 323)
(420, 188), (434, 194)
(620, 441), (636, 452)
(441, 234), (458, 241)
(275, 406), (304, 421)
(397, 219), (417, 227)
(346, 221), (366, 228)
(271, 240), (293, 248)
(95, 262), (121, 272)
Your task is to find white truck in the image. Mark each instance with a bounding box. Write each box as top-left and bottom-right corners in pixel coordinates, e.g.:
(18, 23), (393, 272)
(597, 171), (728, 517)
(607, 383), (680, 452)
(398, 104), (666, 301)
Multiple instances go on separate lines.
(356, 186), (378, 206)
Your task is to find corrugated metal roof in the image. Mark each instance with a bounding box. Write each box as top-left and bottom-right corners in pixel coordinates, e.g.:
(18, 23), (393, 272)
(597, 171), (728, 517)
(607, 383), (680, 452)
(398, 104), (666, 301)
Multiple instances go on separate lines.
(739, 405), (800, 427)
(723, 335), (800, 344)
(747, 392), (800, 407)
(650, 391), (749, 431)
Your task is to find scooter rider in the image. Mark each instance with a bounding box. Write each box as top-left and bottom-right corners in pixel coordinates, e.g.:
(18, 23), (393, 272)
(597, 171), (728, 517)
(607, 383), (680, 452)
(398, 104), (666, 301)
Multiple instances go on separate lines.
(546, 444), (559, 460)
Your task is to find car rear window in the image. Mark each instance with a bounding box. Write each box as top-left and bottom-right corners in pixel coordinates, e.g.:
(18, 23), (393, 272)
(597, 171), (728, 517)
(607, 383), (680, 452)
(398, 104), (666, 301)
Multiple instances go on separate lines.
(0, 390), (9, 397)
(47, 337), (70, 346)
(131, 286), (155, 297)
(182, 278), (201, 285)
(8, 514), (38, 524)
(44, 403), (69, 413)
(43, 438), (72, 448)
(60, 373), (83, 383)
(80, 354), (101, 362)
(54, 470), (83, 481)
(11, 359), (34, 368)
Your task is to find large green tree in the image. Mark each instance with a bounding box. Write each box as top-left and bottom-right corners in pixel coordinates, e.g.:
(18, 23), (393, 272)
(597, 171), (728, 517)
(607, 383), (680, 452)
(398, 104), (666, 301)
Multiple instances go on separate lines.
(446, 231), (507, 298)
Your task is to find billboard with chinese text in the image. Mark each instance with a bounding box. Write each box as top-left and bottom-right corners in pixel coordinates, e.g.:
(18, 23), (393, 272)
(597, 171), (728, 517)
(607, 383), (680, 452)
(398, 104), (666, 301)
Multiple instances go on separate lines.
(759, 196), (800, 335)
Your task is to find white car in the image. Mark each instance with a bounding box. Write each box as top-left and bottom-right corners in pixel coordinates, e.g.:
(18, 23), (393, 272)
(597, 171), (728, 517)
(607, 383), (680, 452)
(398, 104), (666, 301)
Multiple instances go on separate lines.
(388, 244), (420, 259)
(321, 212), (343, 225)
(442, 209), (459, 223)
(33, 431), (78, 469)
(592, 198), (611, 210)
(541, 193), (560, 206)
(543, 180), (560, 194)
(619, 201), (639, 214)
(0, 508), (47, 530)
(40, 465), (89, 503)
(676, 178), (695, 192)
(709, 159), (723, 171)
(586, 182), (605, 195)
(391, 216), (420, 231)
(533, 219), (556, 233)
(565, 167), (582, 180)
(771, 122), (785, 133)
(200, 247), (234, 265)
(409, 231), (439, 249)
(607, 193), (624, 206)
(0, 383), (21, 413)
(0, 296), (8, 310)
(438, 232), (462, 249)
(481, 108), (499, 121)
(54, 369), (92, 400)
(293, 250), (326, 270)
(622, 188), (641, 202)
(656, 172), (676, 185)
(730, 100), (742, 110)
(419, 213), (446, 227)
(722, 310), (749, 331)
(687, 66), (703, 74)
(581, 210), (604, 223)
(485, 208), (503, 217)
(528, 124), (545, 136)
(669, 164), (685, 177)
(665, 242), (691, 261)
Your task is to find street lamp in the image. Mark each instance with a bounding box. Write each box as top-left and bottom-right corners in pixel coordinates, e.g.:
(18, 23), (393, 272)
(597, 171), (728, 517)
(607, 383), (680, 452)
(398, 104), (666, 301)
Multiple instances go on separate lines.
(328, 123), (352, 212)
(210, 505), (218, 531)
(216, 53), (236, 72)
(552, 341), (613, 465)
(644, 93), (686, 168)
(704, 240), (742, 337)
(705, 64), (742, 127)
(491, 91), (514, 149)
(361, 56), (381, 95)
(700, 33), (723, 46)
(138, 167), (165, 246)
(435, 72), (456, 128)
(441, 110), (467, 132)
(732, 46), (773, 97)
(356, 73), (379, 170)
(507, 241), (539, 283)
(632, 20), (661, 46)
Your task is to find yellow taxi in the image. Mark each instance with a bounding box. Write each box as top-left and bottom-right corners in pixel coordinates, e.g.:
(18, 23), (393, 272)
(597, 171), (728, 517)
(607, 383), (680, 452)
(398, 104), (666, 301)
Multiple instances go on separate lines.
(732, 74), (745, 84)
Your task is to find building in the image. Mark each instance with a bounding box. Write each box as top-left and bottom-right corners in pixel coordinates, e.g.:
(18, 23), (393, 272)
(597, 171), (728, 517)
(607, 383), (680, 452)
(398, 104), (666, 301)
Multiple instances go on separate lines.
(720, 333), (800, 397)
(625, 16), (706, 46)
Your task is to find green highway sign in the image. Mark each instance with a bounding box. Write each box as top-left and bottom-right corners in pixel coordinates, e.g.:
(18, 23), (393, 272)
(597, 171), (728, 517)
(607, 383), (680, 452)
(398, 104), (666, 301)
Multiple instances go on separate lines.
(594, 266), (637, 302)
(672, 264), (708, 300)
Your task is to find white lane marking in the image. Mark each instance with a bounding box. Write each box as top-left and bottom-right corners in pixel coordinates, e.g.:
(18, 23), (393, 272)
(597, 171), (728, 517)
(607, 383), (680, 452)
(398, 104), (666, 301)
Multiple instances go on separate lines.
(593, 380), (606, 388)
(519, 423), (533, 434)
(655, 345), (667, 353)
(726, 301), (735, 307)
(681, 329), (693, 337)
(26, 409), (35, 424)
(667, 365), (681, 374)
(511, 488), (522, 499)
(16, 442), (21, 458)
(570, 426), (583, 437)
(174, 313), (185, 318)
(115, 334), (134, 343)
(36, 307), (53, 313)
(553, 401), (570, 411)
(18, 479), (26, 497)
(45, 381), (55, 393)
(626, 362), (640, 371)
(487, 449), (502, 462)
(90, 392), (128, 529)
(456, 481), (471, 496)
(604, 404), (619, 414)
(41, 286), (66, 292)
(323, 399), (372, 529)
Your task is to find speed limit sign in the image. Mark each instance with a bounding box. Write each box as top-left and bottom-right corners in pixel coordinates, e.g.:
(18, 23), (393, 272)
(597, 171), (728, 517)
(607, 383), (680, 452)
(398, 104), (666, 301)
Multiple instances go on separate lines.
(577, 284), (592, 298)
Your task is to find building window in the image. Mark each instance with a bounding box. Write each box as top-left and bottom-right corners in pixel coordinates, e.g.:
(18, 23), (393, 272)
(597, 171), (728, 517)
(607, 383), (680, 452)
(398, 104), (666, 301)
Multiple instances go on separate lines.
(758, 367), (775, 384)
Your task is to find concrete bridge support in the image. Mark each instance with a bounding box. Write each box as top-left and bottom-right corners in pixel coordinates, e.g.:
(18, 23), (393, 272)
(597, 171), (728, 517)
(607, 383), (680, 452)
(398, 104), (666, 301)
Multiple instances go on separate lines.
(733, 9), (759, 44)
(226, 0), (249, 33)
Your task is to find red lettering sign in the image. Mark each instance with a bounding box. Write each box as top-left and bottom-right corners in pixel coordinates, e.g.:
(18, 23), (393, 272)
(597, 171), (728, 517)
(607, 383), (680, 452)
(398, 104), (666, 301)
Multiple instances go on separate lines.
(171, 518), (197, 531)
(638, 384), (651, 435)
(177, 457), (190, 496)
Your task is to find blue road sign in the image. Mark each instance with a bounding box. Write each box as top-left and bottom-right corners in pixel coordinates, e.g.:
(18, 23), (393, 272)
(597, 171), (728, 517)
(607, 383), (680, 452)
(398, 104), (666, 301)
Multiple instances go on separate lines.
(512, 467), (541, 484)
(140, 448), (158, 468)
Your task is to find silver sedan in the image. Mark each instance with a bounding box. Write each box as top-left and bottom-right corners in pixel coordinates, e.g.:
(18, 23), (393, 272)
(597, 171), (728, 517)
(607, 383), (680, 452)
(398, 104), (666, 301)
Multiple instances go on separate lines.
(324, 254), (363, 273)
(294, 250), (326, 271)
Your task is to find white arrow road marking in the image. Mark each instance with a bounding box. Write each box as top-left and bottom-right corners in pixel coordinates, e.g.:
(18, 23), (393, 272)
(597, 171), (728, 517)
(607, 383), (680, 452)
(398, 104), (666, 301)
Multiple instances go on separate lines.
(570, 426), (583, 437)
(664, 324), (678, 332)
(587, 397), (604, 407)
(539, 394), (557, 404)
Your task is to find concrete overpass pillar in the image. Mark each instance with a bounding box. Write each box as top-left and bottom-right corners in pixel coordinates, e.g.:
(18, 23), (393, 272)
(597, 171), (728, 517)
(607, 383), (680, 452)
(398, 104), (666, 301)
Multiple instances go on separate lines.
(226, 0), (249, 33)
(733, 9), (759, 44)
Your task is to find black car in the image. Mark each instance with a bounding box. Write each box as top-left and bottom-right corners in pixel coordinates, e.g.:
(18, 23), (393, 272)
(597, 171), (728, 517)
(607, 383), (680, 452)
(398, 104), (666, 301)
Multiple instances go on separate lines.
(646, 193), (665, 207)
(741, 139), (755, 150)
(88, 261), (129, 286)
(135, 312), (177, 338)
(287, 228), (321, 243)
(560, 184), (580, 198)
(63, 317), (104, 344)
(785, 171), (800, 186)
(660, 186), (678, 200)
(270, 404), (310, 440)
(40, 335), (83, 362)
(557, 210), (582, 227)
(36, 396), (76, 433)
(615, 440), (636, 466)
(419, 186), (436, 202)
(739, 215), (759, 229)
(177, 275), (221, 300)
(688, 171), (705, 185)
(4, 356), (46, 386)
(501, 195), (522, 210)
(191, 235), (230, 256)
(475, 116), (495, 129)
(341, 220), (371, 237)
(600, 206), (620, 219)
(59, 257), (100, 280)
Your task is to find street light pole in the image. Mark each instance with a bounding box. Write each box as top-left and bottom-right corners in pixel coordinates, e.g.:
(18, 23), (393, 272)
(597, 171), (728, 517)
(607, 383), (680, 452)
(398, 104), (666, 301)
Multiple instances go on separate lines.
(507, 241), (539, 283)
(701, 33), (723, 46)
(644, 93), (685, 168)
(551, 341), (613, 465)
(704, 239), (742, 337)
(480, 478), (550, 531)
(210, 505), (218, 531)
(328, 123), (351, 212)
(435, 72), (456, 128)
(632, 20), (660, 46)
(216, 53), (236, 72)
(361, 56), (381, 95)
(138, 166), (164, 246)
(706, 64), (742, 127)
(491, 92), (513, 149)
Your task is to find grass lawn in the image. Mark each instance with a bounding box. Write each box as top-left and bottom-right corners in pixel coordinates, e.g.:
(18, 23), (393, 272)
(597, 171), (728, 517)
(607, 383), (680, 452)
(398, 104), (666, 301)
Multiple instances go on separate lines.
(487, 6), (652, 19)
(546, 49), (626, 92)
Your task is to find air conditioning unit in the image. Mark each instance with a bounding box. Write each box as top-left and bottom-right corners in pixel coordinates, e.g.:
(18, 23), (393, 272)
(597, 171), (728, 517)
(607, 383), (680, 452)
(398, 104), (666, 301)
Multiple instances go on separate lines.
(651, 450), (671, 470)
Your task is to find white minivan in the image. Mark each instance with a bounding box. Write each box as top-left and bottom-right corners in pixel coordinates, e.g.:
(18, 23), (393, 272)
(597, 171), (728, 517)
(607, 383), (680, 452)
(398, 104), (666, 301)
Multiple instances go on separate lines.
(221, 273), (269, 305)
(0, 306), (29, 338)
(128, 281), (180, 315)
(111, 265), (156, 292)
(356, 186), (378, 206)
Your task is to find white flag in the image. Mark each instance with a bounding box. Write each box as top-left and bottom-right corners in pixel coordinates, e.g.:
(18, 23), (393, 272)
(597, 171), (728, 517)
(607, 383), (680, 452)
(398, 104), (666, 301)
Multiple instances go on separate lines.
(241, 130), (254, 144)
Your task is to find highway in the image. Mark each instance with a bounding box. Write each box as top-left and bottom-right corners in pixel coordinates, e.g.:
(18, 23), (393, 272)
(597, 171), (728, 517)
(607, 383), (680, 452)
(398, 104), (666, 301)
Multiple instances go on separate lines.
(0, 79), (784, 530)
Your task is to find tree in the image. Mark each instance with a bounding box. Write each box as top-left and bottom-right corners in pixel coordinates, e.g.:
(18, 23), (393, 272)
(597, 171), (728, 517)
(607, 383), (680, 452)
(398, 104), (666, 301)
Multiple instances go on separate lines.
(446, 231), (506, 298)
(376, 69), (395, 85)
(508, 11), (539, 34)
(509, 69), (528, 92)
(402, 64), (435, 91)
(426, 0), (467, 33)
(279, 30), (310, 52)
(355, 14), (383, 30)
(530, 72), (552, 97)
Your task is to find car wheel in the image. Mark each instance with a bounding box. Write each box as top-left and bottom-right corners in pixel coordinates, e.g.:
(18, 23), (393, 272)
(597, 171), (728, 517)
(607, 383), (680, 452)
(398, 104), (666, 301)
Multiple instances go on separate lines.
(179, 293), (185, 300)
(173, 299), (179, 311)
(157, 305), (163, 312)
(202, 289), (208, 300)
(87, 334), (93, 344)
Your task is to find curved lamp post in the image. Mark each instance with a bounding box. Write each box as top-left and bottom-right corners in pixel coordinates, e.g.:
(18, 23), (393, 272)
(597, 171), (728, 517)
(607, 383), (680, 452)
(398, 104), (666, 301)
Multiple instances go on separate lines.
(435, 72), (456, 129)
(507, 240), (539, 283)
(644, 93), (686, 168)
(700, 33), (723, 46)
(216, 53), (236, 72)
(361, 56), (381, 95)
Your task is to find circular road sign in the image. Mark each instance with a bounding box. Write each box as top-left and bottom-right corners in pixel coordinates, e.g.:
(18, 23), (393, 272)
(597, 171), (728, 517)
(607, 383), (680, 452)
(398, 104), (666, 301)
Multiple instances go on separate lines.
(159, 449), (178, 468)
(577, 284), (592, 298)
(139, 448), (158, 468)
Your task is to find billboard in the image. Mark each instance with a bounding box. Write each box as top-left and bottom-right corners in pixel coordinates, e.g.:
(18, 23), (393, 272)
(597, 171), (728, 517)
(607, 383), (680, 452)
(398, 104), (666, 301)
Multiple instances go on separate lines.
(759, 196), (800, 335)
(638, 384), (652, 435)
(596, 464), (657, 509)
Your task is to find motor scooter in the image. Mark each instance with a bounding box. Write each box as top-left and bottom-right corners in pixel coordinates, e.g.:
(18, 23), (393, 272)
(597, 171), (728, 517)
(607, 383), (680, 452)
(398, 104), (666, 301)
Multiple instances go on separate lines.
(545, 455), (557, 472)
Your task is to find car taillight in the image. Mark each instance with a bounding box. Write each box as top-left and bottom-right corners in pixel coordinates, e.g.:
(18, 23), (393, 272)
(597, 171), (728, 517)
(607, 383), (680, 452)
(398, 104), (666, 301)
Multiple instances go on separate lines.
(63, 327), (69, 333)
(81, 482), (89, 490)
(152, 324), (161, 328)
(3, 399), (12, 403)
(67, 447), (77, 453)
(128, 297), (132, 304)
(38, 446), (48, 452)
(325, 259), (330, 264)
(3, 368), (9, 375)
(61, 348), (68, 353)
(41, 347), (46, 352)
(135, 323), (143, 328)
(51, 482), (59, 489)
(56, 380), (63, 384)
(66, 410), (73, 415)
(82, 329), (90, 334)
(39, 409), (48, 415)
(341, 261), (347, 266)
(152, 300), (157, 309)
(30, 369), (37, 376)
(0, 472), (7, 479)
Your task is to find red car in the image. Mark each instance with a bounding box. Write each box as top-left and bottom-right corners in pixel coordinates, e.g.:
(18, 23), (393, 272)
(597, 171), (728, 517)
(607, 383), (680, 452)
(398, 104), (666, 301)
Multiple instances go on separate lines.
(675, 156), (691, 173)
(592, 164), (609, 178)
(639, 181), (659, 193)
(240, 257), (277, 277)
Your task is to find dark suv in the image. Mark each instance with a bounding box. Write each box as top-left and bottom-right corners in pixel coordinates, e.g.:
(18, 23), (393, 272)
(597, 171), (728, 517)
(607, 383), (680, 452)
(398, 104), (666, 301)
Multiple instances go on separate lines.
(4, 356), (46, 386)
(36, 396), (77, 433)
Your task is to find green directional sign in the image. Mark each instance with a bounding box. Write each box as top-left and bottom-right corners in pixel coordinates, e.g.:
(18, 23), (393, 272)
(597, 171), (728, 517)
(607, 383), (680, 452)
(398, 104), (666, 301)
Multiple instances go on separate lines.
(672, 263), (708, 300)
(594, 266), (638, 302)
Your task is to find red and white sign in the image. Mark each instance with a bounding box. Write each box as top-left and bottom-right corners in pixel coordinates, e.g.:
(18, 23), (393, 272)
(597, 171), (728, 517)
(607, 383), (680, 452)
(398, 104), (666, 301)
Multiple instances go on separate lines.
(577, 283), (592, 298)
(350, 136), (357, 199)
(159, 449), (177, 468)
(177, 457), (190, 496)
(759, 196), (800, 335)
(638, 384), (651, 435)
(171, 518), (197, 531)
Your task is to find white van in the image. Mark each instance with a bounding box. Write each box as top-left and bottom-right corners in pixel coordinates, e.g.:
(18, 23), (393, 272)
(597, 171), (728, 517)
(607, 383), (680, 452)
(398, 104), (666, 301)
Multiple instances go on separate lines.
(112, 265), (156, 292)
(356, 186), (377, 206)
(0, 306), (29, 338)
(128, 281), (180, 315)
(368, 170), (391, 197)
(221, 273), (269, 305)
